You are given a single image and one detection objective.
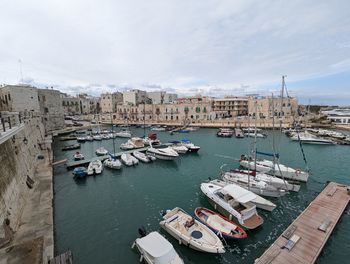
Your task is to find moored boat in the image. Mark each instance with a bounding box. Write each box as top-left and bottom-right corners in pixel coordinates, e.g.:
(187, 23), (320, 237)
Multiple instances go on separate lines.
(200, 181), (264, 229)
(72, 167), (87, 178)
(133, 151), (150, 163)
(87, 159), (103, 175)
(73, 152), (85, 161)
(160, 207), (225, 254)
(121, 153), (139, 166)
(95, 147), (108, 156)
(103, 157), (122, 169)
(62, 143), (81, 151)
(147, 145), (179, 160)
(180, 139), (200, 152)
(194, 207), (247, 240)
(132, 230), (184, 264)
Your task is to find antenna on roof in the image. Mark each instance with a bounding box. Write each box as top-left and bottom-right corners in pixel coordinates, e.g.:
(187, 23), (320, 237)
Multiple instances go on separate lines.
(18, 59), (23, 84)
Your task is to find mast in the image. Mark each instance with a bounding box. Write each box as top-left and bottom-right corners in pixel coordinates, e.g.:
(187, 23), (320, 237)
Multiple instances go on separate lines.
(254, 99), (258, 173)
(271, 92), (277, 176)
(279, 75), (286, 131)
(110, 113), (116, 159)
(143, 101), (146, 138)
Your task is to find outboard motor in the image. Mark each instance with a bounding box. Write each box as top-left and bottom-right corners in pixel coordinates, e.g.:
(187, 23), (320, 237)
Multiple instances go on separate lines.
(138, 226), (147, 237)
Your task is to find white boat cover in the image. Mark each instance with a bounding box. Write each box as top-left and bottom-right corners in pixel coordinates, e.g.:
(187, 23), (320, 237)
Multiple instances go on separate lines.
(222, 184), (257, 203)
(137, 232), (177, 264)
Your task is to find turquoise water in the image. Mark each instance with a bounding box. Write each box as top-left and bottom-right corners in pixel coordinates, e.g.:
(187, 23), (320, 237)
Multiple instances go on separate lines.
(53, 128), (350, 263)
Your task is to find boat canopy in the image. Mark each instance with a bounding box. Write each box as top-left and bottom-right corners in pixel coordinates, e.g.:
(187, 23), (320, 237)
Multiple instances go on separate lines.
(222, 184), (257, 203)
(181, 139), (191, 143)
(137, 232), (177, 264)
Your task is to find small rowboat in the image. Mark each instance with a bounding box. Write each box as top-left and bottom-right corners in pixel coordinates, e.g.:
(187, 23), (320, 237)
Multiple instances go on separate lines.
(194, 207), (247, 240)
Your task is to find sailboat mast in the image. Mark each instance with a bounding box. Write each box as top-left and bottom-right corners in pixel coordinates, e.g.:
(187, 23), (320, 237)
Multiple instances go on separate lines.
(254, 99), (258, 172)
(271, 92), (277, 175)
(143, 102), (146, 138)
(279, 75), (286, 131)
(111, 113), (116, 158)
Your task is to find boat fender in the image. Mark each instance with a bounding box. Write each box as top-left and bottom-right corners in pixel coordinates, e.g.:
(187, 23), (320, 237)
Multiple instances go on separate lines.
(139, 254), (143, 262)
(214, 204), (217, 210)
(178, 239), (182, 245)
(229, 214), (232, 221)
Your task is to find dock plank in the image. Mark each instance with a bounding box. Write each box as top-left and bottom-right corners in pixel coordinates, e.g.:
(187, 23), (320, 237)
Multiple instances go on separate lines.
(255, 182), (350, 264)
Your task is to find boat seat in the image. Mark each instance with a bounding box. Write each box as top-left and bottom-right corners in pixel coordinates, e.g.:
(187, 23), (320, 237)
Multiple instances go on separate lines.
(282, 234), (300, 251)
(207, 215), (235, 234)
(318, 220), (332, 232)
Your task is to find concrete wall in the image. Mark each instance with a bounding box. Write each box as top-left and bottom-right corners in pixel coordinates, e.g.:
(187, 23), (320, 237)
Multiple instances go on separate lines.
(0, 117), (45, 238)
(0, 85), (40, 112)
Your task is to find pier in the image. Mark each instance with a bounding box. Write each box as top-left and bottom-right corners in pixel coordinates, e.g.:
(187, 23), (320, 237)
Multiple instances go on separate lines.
(65, 147), (149, 169)
(255, 181), (350, 264)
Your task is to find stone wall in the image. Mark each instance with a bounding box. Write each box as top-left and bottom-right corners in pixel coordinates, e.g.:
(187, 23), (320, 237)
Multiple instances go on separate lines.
(0, 116), (45, 238)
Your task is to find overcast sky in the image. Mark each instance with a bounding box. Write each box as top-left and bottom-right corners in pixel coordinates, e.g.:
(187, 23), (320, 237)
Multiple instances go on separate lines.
(1, 0), (350, 105)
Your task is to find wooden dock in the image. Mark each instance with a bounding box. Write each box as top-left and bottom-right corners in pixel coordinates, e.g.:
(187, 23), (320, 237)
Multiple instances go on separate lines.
(49, 250), (73, 264)
(66, 147), (149, 169)
(255, 181), (350, 264)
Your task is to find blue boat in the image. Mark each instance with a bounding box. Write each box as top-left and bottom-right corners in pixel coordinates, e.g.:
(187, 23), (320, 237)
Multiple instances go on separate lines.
(72, 167), (87, 179)
(178, 129), (189, 133)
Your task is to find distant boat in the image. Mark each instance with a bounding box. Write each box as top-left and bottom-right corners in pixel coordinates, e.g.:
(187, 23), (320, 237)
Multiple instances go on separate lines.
(168, 141), (188, 154)
(115, 129), (132, 138)
(160, 207), (225, 254)
(133, 151), (151, 163)
(147, 145), (179, 160)
(121, 153), (138, 166)
(290, 132), (334, 145)
(62, 143), (81, 151)
(77, 137), (86, 143)
(180, 139), (200, 152)
(194, 207), (247, 240)
(217, 128), (233, 137)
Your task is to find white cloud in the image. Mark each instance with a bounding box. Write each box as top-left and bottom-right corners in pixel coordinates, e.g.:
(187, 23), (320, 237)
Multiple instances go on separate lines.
(0, 0), (350, 101)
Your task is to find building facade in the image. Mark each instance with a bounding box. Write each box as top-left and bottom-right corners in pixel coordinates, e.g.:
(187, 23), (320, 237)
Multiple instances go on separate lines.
(248, 96), (298, 119)
(0, 85), (40, 113)
(123, 89), (150, 105)
(212, 97), (249, 118)
(147, 91), (178, 104)
(100, 92), (123, 113)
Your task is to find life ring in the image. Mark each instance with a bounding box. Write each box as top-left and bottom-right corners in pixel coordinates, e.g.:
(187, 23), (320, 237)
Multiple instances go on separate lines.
(296, 169), (301, 174)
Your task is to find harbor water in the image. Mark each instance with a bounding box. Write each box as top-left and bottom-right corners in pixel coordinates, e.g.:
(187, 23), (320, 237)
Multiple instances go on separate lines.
(53, 128), (350, 264)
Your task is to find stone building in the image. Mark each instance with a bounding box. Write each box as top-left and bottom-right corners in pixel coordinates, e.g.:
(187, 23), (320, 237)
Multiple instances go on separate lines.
(61, 94), (81, 115)
(123, 89), (150, 105)
(212, 97), (249, 118)
(0, 85), (40, 113)
(248, 96), (298, 118)
(147, 91), (178, 104)
(100, 92), (123, 113)
(38, 89), (65, 132)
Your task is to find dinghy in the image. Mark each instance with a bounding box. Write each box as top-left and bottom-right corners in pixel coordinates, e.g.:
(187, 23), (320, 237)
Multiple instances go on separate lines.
(103, 157), (122, 169)
(194, 207), (247, 240)
(160, 207), (225, 254)
(72, 167), (87, 179)
(95, 147), (108, 156)
(121, 153), (138, 166)
(62, 143), (81, 151)
(87, 159), (103, 175)
(132, 231), (184, 264)
(133, 151), (150, 163)
(73, 152), (84, 161)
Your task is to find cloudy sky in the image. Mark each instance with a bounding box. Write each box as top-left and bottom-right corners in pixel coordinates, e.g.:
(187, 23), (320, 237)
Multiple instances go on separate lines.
(1, 0), (350, 105)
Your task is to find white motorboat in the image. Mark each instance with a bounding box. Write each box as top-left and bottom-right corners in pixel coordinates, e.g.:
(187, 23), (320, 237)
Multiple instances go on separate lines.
(147, 154), (156, 161)
(168, 141), (188, 154)
(103, 157), (122, 169)
(151, 126), (166, 131)
(208, 179), (276, 212)
(221, 171), (287, 198)
(115, 129), (132, 138)
(147, 145), (179, 160)
(233, 169), (300, 192)
(290, 132), (334, 145)
(120, 142), (135, 150)
(87, 159), (103, 175)
(239, 155), (309, 183)
(86, 135), (94, 141)
(200, 181), (264, 229)
(180, 140), (200, 152)
(77, 137), (86, 143)
(245, 132), (266, 138)
(160, 207), (225, 254)
(242, 127), (262, 133)
(93, 135), (102, 141)
(132, 231), (184, 264)
(133, 151), (150, 163)
(96, 147), (108, 156)
(73, 152), (85, 161)
(121, 153), (139, 166)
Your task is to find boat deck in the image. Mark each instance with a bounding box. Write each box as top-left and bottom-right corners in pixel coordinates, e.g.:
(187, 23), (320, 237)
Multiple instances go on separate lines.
(66, 147), (149, 169)
(255, 181), (350, 264)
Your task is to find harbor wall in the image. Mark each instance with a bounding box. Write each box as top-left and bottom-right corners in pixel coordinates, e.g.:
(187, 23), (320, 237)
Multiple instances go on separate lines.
(0, 116), (45, 239)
